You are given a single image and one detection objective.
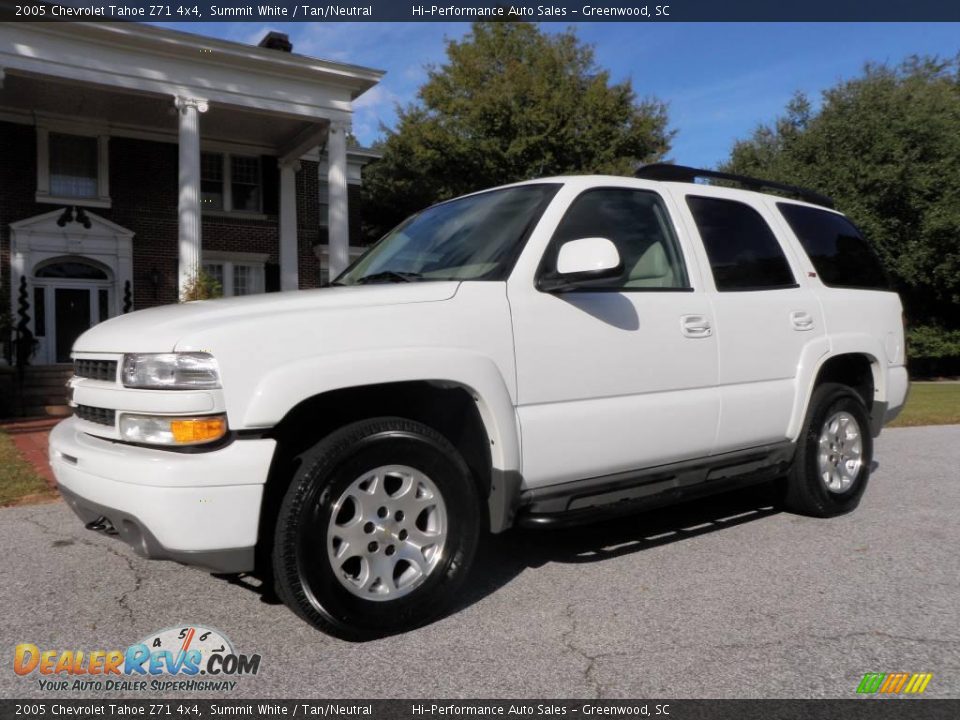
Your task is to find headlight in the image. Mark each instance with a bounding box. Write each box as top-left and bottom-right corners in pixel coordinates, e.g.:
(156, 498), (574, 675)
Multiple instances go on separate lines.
(122, 353), (220, 390)
(119, 413), (227, 446)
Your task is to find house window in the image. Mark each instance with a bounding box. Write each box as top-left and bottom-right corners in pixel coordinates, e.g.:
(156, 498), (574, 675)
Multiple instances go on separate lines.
(49, 133), (98, 199)
(37, 128), (110, 207)
(201, 152), (224, 210)
(231, 156), (262, 212)
(204, 262), (224, 289)
(318, 181), (329, 227)
(317, 245), (365, 287)
(202, 253), (266, 297)
(200, 152), (262, 213)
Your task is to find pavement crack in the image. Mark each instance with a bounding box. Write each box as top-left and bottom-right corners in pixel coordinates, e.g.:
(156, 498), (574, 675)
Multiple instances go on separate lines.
(559, 602), (606, 699)
(23, 508), (145, 625)
(101, 544), (145, 624)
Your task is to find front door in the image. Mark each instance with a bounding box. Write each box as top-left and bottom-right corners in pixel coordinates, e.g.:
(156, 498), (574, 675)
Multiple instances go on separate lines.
(509, 186), (721, 490)
(54, 288), (91, 363)
(31, 258), (114, 365)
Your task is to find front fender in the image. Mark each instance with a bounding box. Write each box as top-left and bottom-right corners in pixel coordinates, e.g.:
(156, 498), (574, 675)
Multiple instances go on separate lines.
(238, 348), (523, 531)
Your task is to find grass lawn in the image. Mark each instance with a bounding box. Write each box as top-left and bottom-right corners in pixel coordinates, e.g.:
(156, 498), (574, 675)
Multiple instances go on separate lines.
(888, 382), (960, 428)
(0, 431), (56, 506)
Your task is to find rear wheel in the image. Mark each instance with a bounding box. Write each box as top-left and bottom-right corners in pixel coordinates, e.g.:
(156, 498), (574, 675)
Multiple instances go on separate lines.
(783, 382), (873, 517)
(272, 417), (481, 639)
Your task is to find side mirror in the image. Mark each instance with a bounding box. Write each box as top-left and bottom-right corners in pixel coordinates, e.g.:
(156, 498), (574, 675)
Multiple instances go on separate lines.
(540, 237), (622, 292)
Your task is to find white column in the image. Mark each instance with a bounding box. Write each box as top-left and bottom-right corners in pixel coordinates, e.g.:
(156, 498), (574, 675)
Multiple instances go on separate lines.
(175, 96), (208, 297)
(326, 121), (350, 279)
(279, 160), (300, 291)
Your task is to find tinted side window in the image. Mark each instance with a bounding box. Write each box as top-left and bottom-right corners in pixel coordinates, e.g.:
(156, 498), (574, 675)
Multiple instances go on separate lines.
(777, 203), (890, 290)
(687, 196), (796, 291)
(543, 188), (689, 290)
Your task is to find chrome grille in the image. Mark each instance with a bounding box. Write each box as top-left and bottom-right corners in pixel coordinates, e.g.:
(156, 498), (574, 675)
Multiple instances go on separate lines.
(75, 405), (116, 427)
(74, 359), (118, 382)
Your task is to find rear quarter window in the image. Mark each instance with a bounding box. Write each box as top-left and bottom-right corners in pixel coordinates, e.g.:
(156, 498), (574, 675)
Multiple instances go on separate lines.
(777, 203), (891, 290)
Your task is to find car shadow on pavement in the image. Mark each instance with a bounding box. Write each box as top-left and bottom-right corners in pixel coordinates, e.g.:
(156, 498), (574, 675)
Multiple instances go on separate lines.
(209, 482), (785, 634)
(453, 483), (783, 615)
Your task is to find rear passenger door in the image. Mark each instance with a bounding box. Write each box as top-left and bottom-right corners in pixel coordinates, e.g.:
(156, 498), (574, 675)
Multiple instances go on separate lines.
(677, 193), (826, 453)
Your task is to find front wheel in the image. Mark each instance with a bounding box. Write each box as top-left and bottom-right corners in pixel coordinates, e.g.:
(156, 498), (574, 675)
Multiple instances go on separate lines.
(782, 382), (873, 517)
(272, 417), (481, 639)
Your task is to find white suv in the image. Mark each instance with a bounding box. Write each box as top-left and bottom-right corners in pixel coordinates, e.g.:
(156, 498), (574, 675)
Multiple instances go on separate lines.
(51, 165), (909, 638)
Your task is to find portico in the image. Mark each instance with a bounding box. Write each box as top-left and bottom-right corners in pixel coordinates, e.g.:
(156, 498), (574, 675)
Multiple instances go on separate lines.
(0, 21), (382, 308)
(0, 23), (382, 382)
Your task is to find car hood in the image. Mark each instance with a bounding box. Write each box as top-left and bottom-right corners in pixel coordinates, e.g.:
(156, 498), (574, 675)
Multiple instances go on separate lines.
(73, 282), (461, 354)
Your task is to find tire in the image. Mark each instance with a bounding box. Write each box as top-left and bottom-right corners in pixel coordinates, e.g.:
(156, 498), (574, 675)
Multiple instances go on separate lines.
(782, 382), (873, 517)
(272, 417), (481, 640)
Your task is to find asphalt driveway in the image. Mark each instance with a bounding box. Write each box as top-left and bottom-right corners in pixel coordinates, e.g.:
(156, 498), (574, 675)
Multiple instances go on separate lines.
(2, 425), (958, 699)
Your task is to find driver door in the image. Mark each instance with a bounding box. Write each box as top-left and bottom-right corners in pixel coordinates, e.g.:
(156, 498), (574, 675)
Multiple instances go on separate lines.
(509, 186), (720, 489)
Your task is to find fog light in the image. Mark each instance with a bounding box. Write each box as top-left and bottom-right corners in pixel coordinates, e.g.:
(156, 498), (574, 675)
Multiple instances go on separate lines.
(119, 414), (227, 446)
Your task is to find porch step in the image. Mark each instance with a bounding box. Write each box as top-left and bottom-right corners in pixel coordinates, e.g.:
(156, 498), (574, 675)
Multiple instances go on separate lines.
(0, 417), (62, 434)
(20, 377), (73, 390)
(21, 405), (72, 419)
(7, 364), (76, 418)
(20, 392), (73, 406)
(22, 366), (74, 378)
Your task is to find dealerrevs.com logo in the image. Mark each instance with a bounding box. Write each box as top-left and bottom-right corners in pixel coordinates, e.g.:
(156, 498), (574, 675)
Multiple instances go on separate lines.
(14, 626), (261, 692)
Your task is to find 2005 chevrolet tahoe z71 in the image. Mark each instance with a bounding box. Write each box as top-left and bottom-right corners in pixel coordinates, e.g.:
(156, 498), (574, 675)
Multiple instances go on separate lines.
(50, 164), (909, 638)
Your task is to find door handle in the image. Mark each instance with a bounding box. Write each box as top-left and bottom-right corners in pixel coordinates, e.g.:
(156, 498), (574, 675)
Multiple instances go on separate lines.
(681, 315), (712, 338)
(791, 310), (815, 331)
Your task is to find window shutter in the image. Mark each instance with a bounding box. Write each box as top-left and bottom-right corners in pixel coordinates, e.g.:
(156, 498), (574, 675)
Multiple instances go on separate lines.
(264, 262), (281, 292)
(261, 155), (280, 216)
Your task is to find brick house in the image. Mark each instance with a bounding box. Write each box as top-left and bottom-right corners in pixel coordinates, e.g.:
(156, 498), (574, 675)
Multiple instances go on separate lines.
(0, 23), (383, 373)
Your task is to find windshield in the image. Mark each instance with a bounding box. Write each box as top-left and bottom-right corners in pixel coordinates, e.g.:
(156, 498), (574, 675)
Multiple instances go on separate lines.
(336, 184), (561, 285)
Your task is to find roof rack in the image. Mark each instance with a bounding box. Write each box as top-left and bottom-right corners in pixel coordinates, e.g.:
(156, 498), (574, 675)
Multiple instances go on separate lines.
(635, 163), (835, 209)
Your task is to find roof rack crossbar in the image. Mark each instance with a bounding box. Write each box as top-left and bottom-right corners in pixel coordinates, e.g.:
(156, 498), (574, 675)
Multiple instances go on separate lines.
(635, 163), (835, 209)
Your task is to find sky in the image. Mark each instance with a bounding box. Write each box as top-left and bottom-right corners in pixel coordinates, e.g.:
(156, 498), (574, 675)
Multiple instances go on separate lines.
(157, 21), (960, 168)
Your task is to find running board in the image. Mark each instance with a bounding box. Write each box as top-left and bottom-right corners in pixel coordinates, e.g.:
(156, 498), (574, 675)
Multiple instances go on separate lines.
(515, 442), (795, 529)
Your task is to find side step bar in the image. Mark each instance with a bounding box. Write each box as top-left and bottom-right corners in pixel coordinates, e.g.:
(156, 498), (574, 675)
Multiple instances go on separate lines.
(515, 442), (795, 529)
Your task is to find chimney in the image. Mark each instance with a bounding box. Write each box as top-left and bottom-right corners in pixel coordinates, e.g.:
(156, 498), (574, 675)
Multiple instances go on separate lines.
(258, 32), (293, 53)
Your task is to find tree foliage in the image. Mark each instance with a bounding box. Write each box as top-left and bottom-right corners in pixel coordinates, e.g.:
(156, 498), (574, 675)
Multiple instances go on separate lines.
(724, 56), (960, 338)
(361, 22), (672, 238)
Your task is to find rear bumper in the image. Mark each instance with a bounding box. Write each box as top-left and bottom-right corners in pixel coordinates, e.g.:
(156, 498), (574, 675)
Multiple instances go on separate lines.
(49, 417), (275, 573)
(869, 365), (909, 437)
(875, 365), (910, 435)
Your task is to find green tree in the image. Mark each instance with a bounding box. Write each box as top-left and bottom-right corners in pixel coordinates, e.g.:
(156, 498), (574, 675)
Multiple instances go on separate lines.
(362, 22), (672, 238)
(723, 56), (960, 342)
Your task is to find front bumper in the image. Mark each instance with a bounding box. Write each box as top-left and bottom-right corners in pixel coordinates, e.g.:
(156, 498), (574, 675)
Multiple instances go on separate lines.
(49, 417), (276, 573)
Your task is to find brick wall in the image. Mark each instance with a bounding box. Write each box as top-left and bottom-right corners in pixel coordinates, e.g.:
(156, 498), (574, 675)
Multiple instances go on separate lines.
(297, 160), (321, 289)
(1, 121), (368, 308)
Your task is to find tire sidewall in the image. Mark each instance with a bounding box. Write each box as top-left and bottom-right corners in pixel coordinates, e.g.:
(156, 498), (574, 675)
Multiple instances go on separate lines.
(797, 384), (873, 515)
(277, 421), (480, 638)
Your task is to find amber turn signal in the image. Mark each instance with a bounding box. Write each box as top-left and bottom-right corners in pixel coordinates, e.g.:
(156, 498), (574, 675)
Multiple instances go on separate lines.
(170, 417), (227, 444)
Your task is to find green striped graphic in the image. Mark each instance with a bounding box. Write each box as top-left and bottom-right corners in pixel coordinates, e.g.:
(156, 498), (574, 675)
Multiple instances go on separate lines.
(856, 673), (886, 693)
(856, 672), (932, 694)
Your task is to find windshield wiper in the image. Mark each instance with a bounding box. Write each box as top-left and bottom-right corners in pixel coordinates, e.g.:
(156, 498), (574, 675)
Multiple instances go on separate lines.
(355, 270), (423, 285)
